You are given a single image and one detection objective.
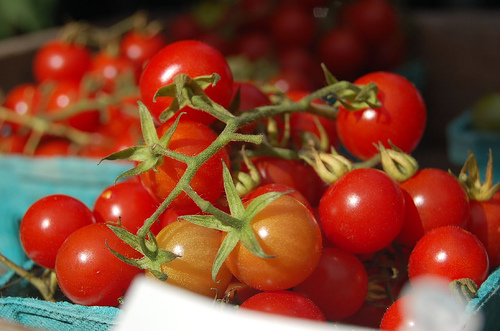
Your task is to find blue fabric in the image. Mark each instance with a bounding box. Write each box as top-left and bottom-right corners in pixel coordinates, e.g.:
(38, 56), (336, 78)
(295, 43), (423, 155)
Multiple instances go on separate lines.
(0, 155), (132, 265)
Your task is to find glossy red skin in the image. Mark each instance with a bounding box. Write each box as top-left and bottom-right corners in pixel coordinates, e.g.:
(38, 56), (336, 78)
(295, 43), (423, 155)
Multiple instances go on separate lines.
(89, 51), (138, 93)
(20, 194), (95, 269)
(317, 27), (367, 81)
(2, 83), (42, 132)
(408, 226), (489, 286)
(140, 120), (230, 214)
(239, 291), (326, 322)
(293, 247), (368, 321)
(120, 30), (168, 70)
(379, 296), (418, 330)
(139, 40), (234, 125)
(55, 223), (142, 306)
(319, 168), (405, 254)
(336, 72), (426, 161)
(93, 181), (161, 235)
(269, 3), (317, 49)
(33, 40), (91, 84)
(44, 80), (101, 132)
(251, 156), (328, 208)
(468, 191), (500, 269)
(287, 90), (340, 150)
(397, 168), (470, 247)
(338, 0), (399, 46)
(243, 183), (313, 212)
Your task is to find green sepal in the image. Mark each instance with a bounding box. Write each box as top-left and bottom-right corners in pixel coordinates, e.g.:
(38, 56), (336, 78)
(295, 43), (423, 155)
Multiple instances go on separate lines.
(138, 101), (160, 146)
(222, 161), (245, 219)
(242, 190), (288, 225)
(212, 231), (240, 282)
(180, 214), (235, 233)
(321, 63), (339, 86)
(335, 81), (381, 111)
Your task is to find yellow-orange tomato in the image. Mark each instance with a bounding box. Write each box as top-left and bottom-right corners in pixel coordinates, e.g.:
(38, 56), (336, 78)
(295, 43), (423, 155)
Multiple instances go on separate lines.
(145, 220), (233, 298)
(226, 195), (322, 291)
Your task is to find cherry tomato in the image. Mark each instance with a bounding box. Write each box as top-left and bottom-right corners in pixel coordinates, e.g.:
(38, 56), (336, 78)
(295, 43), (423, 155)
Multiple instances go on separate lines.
(293, 247), (368, 321)
(139, 40), (234, 125)
(33, 137), (73, 156)
(55, 223), (142, 306)
(93, 181), (161, 235)
(225, 195), (322, 291)
(269, 3), (317, 49)
(233, 31), (274, 62)
(167, 13), (202, 42)
(243, 183), (312, 212)
(335, 71), (426, 161)
(2, 83), (42, 132)
(120, 30), (168, 71)
(467, 191), (500, 269)
(379, 296), (418, 331)
(239, 291), (326, 322)
(33, 40), (92, 84)
(408, 226), (489, 287)
(20, 194), (95, 269)
(88, 51), (138, 93)
(145, 220), (233, 298)
(319, 168), (405, 254)
(224, 280), (261, 305)
(397, 168), (470, 248)
(139, 119), (229, 214)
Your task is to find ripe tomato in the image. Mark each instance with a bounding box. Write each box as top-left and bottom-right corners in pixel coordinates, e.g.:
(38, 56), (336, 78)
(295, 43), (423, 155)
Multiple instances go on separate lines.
(44, 80), (101, 132)
(379, 296), (418, 331)
(397, 168), (470, 248)
(2, 83), (42, 132)
(139, 119), (229, 214)
(93, 181), (161, 235)
(293, 247), (368, 321)
(33, 137), (73, 156)
(224, 281), (261, 305)
(19, 194), (95, 270)
(335, 71), (426, 161)
(139, 40), (234, 125)
(55, 223), (142, 306)
(239, 291), (326, 322)
(32, 40), (92, 84)
(88, 51), (138, 93)
(467, 191), (500, 269)
(233, 31), (274, 62)
(145, 220), (233, 298)
(225, 195), (322, 291)
(251, 156), (328, 207)
(120, 30), (168, 71)
(243, 183), (312, 212)
(269, 3), (317, 49)
(319, 168), (405, 254)
(408, 226), (489, 287)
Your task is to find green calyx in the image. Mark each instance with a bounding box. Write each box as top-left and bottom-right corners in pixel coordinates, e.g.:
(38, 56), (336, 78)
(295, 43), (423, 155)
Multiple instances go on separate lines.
(377, 141), (419, 182)
(457, 149), (500, 201)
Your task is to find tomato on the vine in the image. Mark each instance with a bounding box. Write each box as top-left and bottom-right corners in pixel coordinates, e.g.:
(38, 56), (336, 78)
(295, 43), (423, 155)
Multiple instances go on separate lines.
(139, 40), (234, 125)
(55, 223), (142, 307)
(33, 40), (92, 84)
(225, 195), (322, 291)
(145, 220), (233, 298)
(293, 247), (368, 321)
(335, 71), (426, 161)
(319, 168), (405, 254)
(2, 83), (42, 132)
(139, 119), (230, 214)
(20, 194), (95, 270)
(119, 30), (168, 71)
(239, 291), (326, 322)
(408, 226), (489, 287)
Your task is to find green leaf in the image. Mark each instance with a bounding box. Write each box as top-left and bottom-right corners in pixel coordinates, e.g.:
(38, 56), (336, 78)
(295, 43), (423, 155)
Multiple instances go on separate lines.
(222, 161), (245, 219)
(138, 102), (160, 146)
(321, 63), (338, 86)
(180, 214), (234, 233)
(158, 112), (186, 147)
(212, 231), (240, 282)
(243, 191), (288, 224)
(107, 225), (142, 252)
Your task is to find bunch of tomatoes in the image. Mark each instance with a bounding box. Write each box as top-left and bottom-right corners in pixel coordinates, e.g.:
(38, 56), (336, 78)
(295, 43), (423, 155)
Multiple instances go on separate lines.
(1, 2), (499, 331)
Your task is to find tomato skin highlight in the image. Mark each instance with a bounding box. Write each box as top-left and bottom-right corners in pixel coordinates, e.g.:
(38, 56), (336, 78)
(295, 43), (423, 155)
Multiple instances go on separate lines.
(239, 291), (326, 322)
(145, 220), (233, 298)
(335, 71), (426, 161)
(408, 226), (489, 287)
(226, 195), (322, 291)
(319, 168), (405, 254)
(139, 40), (234, 125)
(55, 223), (142, 307)
(20, 194), (95, 270)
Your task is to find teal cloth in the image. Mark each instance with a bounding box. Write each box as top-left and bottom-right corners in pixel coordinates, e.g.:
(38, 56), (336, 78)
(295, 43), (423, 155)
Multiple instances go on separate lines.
(0, 155), (131, 265)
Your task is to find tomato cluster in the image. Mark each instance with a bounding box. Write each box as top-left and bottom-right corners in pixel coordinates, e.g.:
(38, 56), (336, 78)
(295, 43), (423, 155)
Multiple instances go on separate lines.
(1, 3), (499, 331)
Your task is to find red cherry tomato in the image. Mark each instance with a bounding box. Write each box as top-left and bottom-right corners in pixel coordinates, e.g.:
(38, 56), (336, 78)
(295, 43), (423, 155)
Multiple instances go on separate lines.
(139, 119), (230, 214)
(335, 71), (426, 160)
(468, 191), (500, 269)
(2, 83), (42, 132)
(55, 223), (142, 307)
(397, 168), (470, 248)
(243, 183), (313, 212)
(33, 40), (92, 84)
(408, 226), (489, 287)
(239, 291), (326, 322)
(319, 168), (405, 254)
(139, 40), (234, 125)
(379, 296), (418, 331)
(93, 181), (161, 235)
(88, 51), (138, 93)
(293, 247), (368, 321)
(269, 3), (317, 49)
(20, 194), (95, 269)
(120, 30), (168, 70)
